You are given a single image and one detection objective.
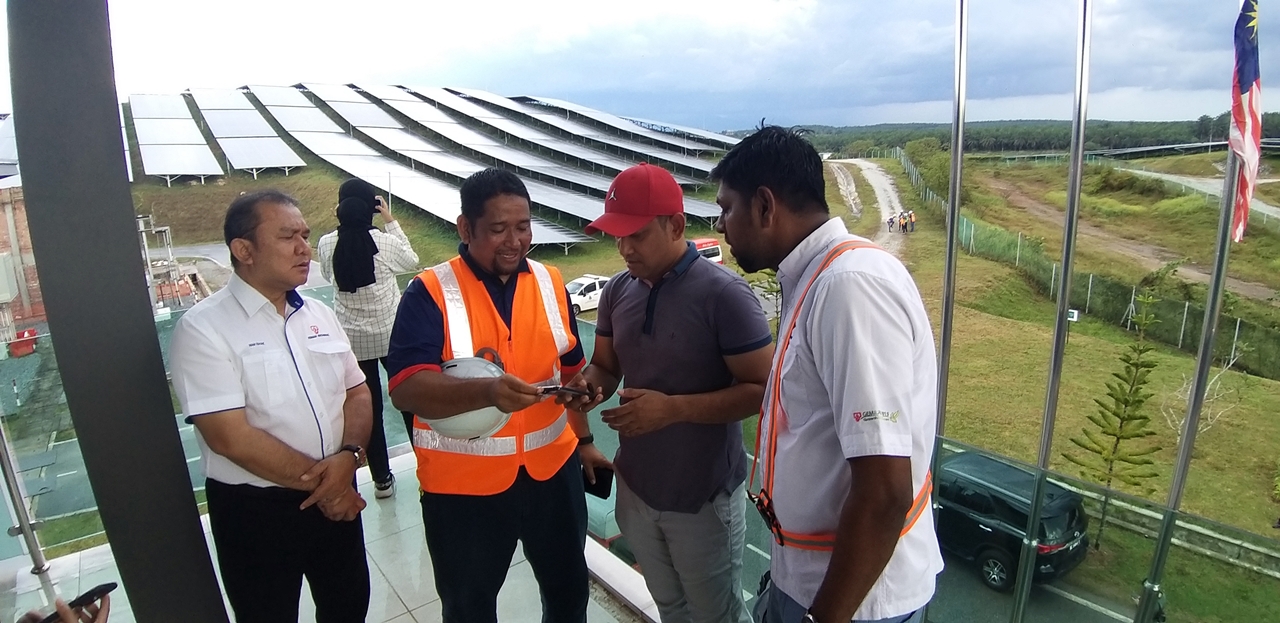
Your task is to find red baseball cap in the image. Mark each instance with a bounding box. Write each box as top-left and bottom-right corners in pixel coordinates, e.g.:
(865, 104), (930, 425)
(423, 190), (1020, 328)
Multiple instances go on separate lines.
(585, 163), (684, 237)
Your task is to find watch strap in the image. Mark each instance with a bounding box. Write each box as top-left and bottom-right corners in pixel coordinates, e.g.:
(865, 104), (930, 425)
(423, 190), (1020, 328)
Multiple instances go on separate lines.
(340, 444), (367, 467)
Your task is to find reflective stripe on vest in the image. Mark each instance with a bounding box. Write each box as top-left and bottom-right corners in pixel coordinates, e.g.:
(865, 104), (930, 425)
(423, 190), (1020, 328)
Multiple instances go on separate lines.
(527, 259), (570, 357)
(412, 412), (567, 457)
(431, 262), (474, 359)
(749, 238), (933, 551)
(429, 260), (568, 361)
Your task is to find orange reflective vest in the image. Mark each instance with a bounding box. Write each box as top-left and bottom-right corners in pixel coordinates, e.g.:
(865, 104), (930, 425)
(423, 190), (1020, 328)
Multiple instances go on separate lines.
(749, 239), (933, 551)
(411, 256), (578, 496)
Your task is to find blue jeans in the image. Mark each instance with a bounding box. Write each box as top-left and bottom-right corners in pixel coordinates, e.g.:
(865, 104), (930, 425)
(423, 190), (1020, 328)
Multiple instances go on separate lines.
(753, 576), (923, 623)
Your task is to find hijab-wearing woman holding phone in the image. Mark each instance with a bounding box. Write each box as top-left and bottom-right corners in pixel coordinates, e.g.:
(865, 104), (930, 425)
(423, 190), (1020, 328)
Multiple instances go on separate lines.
(316, 178), (420, 499)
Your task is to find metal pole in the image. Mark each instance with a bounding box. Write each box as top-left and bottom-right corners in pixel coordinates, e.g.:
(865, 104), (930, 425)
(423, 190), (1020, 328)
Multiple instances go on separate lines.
(1010, 0), (1092, 620)
(1179, 301), (1189, 350)
(1016, 231), (1022, 267)
(1050, 263), (1056, 299)
(925, 5), (967, 618)
(1229, 317), (1241, 363)
(0, 411), (48, 574)
(1135, 151), (1241, 623)
(1086, 274), (1094, 314)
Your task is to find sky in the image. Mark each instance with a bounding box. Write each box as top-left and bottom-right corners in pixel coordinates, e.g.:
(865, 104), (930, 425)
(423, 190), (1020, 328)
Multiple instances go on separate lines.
(0, 0), (1275, 132)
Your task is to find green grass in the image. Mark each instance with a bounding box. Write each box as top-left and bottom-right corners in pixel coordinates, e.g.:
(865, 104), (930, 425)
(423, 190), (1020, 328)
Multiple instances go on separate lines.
(40, 490), (210, 559)
(882, 158), (1280, 537)
(1256, 182), (1280, 206)
(1060, 525), (1278, 623)
(1130, 152), (1227, 177)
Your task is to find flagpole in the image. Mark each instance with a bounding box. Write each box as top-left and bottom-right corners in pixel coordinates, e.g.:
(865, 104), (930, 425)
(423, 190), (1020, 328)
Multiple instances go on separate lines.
(1134, 151), (1240, 623)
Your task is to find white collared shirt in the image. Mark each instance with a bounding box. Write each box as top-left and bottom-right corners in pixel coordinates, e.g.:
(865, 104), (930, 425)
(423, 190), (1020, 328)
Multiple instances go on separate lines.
(170, 274), (365, 487)
(763, 218), (944, 620)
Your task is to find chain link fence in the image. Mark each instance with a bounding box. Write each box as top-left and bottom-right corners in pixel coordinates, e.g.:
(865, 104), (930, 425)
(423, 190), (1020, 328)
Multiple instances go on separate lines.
(876, 147), (1280, 381)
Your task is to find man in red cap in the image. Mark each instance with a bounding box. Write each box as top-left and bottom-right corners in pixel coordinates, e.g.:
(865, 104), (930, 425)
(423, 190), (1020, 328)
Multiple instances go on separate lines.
(563, 163), (773, 623)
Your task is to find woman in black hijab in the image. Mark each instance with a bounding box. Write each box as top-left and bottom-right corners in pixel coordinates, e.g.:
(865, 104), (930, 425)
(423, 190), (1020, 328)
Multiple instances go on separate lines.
(317, 180), (420, 499)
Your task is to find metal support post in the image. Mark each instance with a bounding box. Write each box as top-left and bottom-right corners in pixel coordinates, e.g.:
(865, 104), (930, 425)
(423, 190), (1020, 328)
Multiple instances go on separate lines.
(1135, 152), (1242, 623)
(0, 408), (48, 575)
(1229, 317), (1241, 363)
(1016, 231), (1022, 267)
(1178, 301), (1190, 350)
(926, 5), (968, 619)
(1010, 0), (1093, 620)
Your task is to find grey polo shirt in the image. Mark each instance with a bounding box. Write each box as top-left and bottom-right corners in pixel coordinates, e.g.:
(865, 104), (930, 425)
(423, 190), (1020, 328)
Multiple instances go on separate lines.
(597, 242), (772, 513)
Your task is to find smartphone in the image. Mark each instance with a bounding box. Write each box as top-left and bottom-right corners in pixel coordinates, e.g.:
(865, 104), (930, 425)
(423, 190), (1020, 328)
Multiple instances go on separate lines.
(537, 385), (591, 397)
(583, 466), (614, 499)
(39, 582), (116, 623)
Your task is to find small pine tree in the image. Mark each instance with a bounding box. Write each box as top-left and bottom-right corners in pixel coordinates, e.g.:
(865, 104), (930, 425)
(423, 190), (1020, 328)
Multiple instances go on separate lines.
(1063, 292), (1162, 550)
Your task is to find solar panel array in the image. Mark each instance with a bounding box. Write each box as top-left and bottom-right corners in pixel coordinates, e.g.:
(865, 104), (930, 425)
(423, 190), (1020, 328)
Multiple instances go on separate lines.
(190, 89), (304, 176)
(526, 95), (720, 155)
(622, 116), (740, 150)
(307, 84), (606, 223)
(453, 88), (716, 177)
(400, 87), (719, 219)
(129, 94), (222, 184)
(252, 84), (589, 246)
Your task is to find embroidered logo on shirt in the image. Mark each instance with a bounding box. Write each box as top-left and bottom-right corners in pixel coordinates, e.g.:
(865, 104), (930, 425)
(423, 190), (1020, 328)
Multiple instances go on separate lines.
(853, 410), (899, 424)
(306, 325), (331, 339)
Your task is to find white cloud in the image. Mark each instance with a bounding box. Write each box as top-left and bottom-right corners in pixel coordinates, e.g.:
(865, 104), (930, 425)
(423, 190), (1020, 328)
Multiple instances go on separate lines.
(0, 0), (1272, 130)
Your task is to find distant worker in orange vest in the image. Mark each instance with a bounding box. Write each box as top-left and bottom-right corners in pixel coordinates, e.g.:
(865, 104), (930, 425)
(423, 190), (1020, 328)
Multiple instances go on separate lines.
(908, 211), (916, 232)
(714, 127), (942, 623)
(386, 168), (589, 623)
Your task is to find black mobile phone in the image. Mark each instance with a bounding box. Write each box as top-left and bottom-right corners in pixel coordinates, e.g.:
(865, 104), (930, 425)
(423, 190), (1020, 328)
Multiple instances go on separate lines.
(584, 466), (614, 499)
(39, 582), (117, 623)
(537, 385), (590, 397)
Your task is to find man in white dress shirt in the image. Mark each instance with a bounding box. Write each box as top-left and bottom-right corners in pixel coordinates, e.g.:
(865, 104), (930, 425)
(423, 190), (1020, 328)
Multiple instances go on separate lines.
(712, 128), (943, 623)
(170, 190), (373, 623)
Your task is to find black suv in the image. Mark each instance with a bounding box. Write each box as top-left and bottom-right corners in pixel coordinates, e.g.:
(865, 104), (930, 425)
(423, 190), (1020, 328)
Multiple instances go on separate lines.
(935, 452), (1089, 591)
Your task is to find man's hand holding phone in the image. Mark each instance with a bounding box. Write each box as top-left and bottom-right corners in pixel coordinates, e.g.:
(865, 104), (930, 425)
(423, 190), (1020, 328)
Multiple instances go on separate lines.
(553, 374), (604, 412)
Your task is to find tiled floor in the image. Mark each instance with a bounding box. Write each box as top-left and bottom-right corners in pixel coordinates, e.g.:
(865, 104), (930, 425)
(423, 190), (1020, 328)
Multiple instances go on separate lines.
(0, 454), (636, 622)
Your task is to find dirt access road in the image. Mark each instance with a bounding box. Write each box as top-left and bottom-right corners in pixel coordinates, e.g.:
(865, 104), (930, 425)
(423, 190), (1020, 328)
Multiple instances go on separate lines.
(980, 175), (1277, 303)
(829, 158), (908, 255)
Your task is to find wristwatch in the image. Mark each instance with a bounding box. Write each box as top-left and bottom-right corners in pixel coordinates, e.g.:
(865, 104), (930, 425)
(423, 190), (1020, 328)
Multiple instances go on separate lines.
(577, 434), (595, 446)
(340, 444), (367, 467)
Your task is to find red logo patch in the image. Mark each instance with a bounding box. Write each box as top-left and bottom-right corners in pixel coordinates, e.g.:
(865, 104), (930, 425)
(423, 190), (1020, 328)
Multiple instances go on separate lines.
(310, 325), (320, 336)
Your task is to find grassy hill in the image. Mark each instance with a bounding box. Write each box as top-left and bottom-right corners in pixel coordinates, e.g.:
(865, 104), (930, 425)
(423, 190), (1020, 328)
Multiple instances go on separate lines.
(880, 158), (1280, 537)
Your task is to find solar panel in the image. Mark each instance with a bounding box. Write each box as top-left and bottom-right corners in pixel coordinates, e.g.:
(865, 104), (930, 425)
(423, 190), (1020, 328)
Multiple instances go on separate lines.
(291, 131), (381, 157)
(201, 110), (277, 138)
(412, 87), (504, 120)
(217, 137), (306, 170)
(300, 83), (369, 103)
(378, 99), (457, 125)
(623, 115), (739, 148)
(399, 150), (487, 177)
(247, 85), (313, 107)
(355, 84), (421, 102)
(420, 121), (503, 147)
(449, 88), (711, 180)
(188, 89), (255, 110)
(525, 96), (716, 153)
(360, 127), (444, 153)
(138, 144), (223, 176)
(133, 118), (208, 145)
(130, 94), (193, 119)
(266, 106), (344, 133)
(327, 102), (402, 129)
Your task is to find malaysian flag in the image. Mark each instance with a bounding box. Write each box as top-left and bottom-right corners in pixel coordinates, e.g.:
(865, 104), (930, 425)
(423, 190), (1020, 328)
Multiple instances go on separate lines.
(1229, 0), (1261, 242)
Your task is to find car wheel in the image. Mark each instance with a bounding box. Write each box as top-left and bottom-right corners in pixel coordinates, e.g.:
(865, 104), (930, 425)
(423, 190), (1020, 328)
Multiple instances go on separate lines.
(978, 549), (1015, 592)
(571, 304), (581, 315)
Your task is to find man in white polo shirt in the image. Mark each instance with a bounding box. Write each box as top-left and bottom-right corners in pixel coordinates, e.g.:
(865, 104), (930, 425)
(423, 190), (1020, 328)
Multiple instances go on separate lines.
(170, 190), (374, 622)
(712, 128), (942, 623)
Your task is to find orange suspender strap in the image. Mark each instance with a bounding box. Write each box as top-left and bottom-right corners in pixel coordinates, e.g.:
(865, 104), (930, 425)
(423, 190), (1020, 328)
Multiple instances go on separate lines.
(774, 472), (934, 551)
(746, 238), (934, 552)
(748, 239), (877, 494)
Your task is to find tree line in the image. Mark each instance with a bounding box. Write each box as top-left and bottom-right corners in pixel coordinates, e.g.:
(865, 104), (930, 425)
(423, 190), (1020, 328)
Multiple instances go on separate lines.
(789, 113), (1280, 154)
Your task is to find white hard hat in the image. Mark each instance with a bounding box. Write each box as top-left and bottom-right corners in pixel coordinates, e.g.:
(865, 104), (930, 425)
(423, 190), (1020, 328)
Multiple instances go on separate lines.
(431, 357), (511, 440)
